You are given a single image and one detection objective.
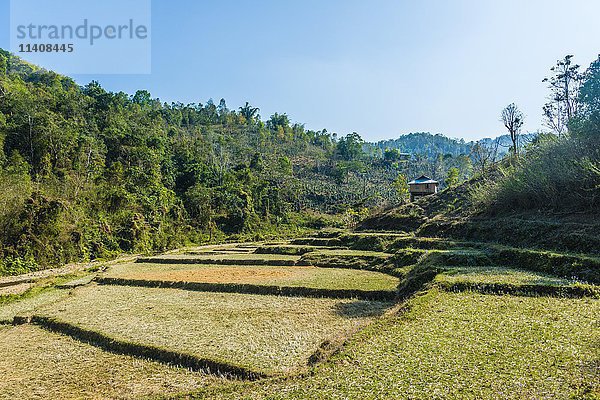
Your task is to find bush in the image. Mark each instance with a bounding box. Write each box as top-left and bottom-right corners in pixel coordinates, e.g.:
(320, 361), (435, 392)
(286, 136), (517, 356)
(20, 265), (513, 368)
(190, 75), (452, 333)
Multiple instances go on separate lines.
(472, 133), (600, 213)
(0, 256), (38, 276)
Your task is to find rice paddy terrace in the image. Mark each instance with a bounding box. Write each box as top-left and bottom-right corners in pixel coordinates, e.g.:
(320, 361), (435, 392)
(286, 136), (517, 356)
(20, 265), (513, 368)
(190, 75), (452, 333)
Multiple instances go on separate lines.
(0, 231), (598, 399)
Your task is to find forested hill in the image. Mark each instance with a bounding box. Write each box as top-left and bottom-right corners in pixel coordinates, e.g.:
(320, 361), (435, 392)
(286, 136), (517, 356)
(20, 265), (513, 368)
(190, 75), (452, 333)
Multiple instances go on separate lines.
(374, 132), (537, 159)
(0, 50), (483, 272)
(360, 54), (600, 256)
(374, 132), (473, 157)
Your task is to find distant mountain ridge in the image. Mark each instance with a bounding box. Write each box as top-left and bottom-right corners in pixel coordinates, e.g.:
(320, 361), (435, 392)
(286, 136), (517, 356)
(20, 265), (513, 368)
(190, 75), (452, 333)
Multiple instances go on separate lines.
(372, 132), (536, 158)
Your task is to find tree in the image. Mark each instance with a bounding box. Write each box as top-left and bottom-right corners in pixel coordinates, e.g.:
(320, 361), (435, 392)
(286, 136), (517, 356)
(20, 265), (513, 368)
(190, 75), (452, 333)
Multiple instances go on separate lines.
(571, 55), (600, 139)
(392, 173), (409, 203)
(238, 102), (260, 123)
(384, 148), (402, 162)
(471, 139), (500, 175)
(543, 55), (583, 135)
(445, 167), (459, 188)
(337, 132), (364, 161)
(578, 55), (600, 119)
(501, 103), (524, 157)
(0, 53), (6, 77)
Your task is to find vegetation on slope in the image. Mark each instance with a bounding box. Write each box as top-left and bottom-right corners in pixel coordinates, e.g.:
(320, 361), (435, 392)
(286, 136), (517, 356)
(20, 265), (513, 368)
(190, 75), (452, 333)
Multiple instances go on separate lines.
(0, 49), (488, 274)
(360, 55), (600, 259)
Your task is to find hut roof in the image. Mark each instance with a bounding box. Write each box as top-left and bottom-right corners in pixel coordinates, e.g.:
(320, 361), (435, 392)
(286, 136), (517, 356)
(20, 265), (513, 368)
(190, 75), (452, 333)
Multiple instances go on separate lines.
(408, 175), (438, 185)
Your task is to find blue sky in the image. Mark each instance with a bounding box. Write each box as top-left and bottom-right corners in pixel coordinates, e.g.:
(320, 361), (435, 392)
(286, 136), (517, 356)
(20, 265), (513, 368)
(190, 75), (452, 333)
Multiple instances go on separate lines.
(1, 0), (599, 141)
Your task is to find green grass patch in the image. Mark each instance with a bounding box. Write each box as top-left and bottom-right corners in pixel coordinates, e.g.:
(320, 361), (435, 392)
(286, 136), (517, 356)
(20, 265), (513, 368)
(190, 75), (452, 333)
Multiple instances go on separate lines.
(435, 266), (599, 298)
(289, 237), (344, 247)
(438, 266), (575, 286)
(338, 232), (409, 252)
(486, 246), (600, 284)
(35, 285), (391, 375)
(391, 248), (490, 268)
(388, 235), (474, 251)
(254, 244), (344, 256)
(188, 290), (600, 399)
(300, 250), (392, 273)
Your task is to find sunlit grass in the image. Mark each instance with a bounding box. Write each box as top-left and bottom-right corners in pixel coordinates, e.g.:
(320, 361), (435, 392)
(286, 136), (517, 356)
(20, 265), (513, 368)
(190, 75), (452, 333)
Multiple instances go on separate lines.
(36, 285), (391, 375)
(104, 263), (399, 291)
(0, 325), (224, 400)
(436, 265), (576, 286)
(187, 289), (600, 399)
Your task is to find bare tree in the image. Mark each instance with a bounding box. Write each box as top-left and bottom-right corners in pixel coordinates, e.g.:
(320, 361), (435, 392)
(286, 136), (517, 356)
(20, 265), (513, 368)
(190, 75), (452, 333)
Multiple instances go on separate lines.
(471, 138), (500, 175)
(501, 103), (524, 157)
(542, 55), (583, 136)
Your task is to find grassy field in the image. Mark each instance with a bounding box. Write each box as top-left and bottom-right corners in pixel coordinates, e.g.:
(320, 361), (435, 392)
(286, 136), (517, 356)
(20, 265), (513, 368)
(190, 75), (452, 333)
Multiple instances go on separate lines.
(168, 254), (301, 261)
(433, 266), (600, 298)
(104, 263), (399, 291)
(436, 266), (577, 286)
(0, 287), (71, 323)
(3, 233), (599, 399)
(185, 289), (600, 399)
(35, 285), (391, 375)
(305, 249), (392, 257)
(0, 325), (225, 400)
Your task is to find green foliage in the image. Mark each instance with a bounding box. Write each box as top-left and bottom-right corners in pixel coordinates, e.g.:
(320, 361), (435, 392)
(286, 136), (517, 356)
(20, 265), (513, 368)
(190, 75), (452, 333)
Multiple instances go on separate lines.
(0, 255), (38, 275)
(0, 51), (479, 272)
(445, 167), (460, 187)
(0, 53), (6, 76)
(336, 132), (364, 161)
(471, 56), (600, 213)
(392, 173), (409, 202)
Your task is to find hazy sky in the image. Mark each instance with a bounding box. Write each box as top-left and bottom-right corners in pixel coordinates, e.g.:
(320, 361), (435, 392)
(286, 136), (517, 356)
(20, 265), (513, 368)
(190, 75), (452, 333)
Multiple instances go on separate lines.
(1, 0), (599, 141)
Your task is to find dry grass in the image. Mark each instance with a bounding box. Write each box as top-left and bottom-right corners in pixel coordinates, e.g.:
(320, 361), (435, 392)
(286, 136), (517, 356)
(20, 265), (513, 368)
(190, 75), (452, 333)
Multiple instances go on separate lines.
(104, 263), (398, 291)
(35, 285), (391, 374)
(0, 287), (71, 323)
(0, 325), (226, 400)
(160, 254), (300, 262)
(0, 281), (35, 296)
(188, 290), (600, 399)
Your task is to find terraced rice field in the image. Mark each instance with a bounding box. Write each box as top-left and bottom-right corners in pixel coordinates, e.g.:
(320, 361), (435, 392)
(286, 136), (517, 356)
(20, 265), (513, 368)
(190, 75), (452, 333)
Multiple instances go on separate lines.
(33, 284), (389, 375)
(104, 262), (398, 292)
(200, 290), (599, 399)
(0, 324), (226, 400)
(0, 232), (598, 399)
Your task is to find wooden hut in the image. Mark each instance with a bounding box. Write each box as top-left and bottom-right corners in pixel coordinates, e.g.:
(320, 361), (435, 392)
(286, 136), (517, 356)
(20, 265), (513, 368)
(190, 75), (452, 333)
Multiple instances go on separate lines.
(408, 175), (439, 201)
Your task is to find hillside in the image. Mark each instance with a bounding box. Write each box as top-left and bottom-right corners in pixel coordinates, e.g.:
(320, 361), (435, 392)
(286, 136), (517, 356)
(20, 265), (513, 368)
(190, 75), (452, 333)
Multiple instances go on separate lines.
(360, 131), (600, 258)
(1, 50), (509, 274)
(0, 50), (598, 400)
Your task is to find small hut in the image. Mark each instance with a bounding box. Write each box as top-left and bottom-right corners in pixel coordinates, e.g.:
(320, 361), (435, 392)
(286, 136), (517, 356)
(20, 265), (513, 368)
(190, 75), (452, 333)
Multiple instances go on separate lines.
(408, 175), (439, 201)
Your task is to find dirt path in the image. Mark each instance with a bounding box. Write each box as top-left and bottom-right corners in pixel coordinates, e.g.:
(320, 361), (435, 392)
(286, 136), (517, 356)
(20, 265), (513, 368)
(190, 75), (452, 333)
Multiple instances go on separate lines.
(0, 255), (139, 295)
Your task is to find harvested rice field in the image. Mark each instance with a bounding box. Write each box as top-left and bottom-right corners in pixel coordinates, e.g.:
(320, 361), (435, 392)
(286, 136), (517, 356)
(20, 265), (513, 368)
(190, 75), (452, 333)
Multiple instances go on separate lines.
(103, 262), (399, 292)
(436, 265), (576, 286)
(34, 284), (391, 375)
(0, 287), (71, 323)
(0, 325), (225, 400)
(2, 234), (599, 399)
(191, 290), (600, 399)
(139, 253), (303, 266)
(154, 253), (301, 262)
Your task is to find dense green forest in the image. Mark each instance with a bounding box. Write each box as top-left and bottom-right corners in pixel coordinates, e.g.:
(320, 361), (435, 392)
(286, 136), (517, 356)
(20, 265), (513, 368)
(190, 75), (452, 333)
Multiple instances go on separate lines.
(0, 49), (483, 273)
